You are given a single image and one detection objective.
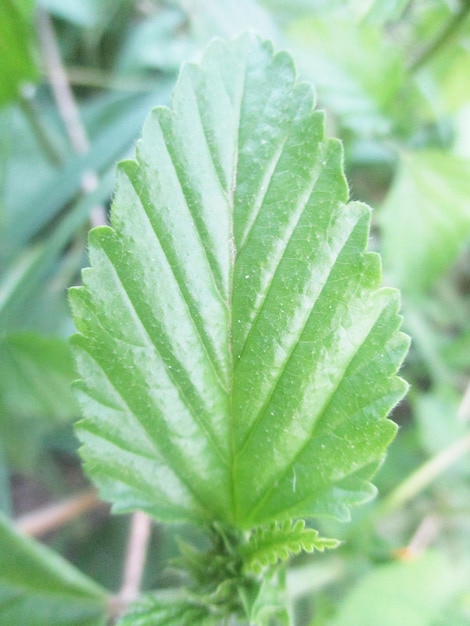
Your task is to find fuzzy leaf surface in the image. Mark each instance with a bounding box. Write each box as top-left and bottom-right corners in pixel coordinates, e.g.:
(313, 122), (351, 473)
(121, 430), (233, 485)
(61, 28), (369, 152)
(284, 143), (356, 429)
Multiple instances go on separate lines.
(117, 593), (215, 626)
(70, 33), (409, 529)
(242, 521), (340, 574)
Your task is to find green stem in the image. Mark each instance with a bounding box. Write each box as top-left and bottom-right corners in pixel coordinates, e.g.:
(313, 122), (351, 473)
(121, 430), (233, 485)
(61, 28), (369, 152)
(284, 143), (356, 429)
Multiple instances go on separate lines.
(19, 92), (63, 165)
(379, 430), (470, 515)
(409, 0), (470, 74)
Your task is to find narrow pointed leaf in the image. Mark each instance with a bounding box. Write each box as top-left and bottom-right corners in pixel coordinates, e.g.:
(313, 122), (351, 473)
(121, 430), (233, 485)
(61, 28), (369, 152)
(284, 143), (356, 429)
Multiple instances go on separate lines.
(70, 34), (408, 529)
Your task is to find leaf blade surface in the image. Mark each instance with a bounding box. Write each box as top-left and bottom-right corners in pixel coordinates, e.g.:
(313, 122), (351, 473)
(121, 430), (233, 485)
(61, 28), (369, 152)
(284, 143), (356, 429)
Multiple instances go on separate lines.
(71, 33), (408, 528)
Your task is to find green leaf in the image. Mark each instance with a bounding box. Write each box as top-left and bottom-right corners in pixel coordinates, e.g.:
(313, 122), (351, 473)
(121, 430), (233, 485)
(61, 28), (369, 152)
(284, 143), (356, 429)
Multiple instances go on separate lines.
(117, 592), (215, 626)
(0, 512), (108, 626)
(0, 333), (78, 421)
(2, 92), (164, 259)
(0, 0), (38, 107)
(287, 17), (404, 134)
(70, 33), (408, 529)
(380, 150), (470, 293)
(242, 521), (340, 574)
(328, 552), (464, 626)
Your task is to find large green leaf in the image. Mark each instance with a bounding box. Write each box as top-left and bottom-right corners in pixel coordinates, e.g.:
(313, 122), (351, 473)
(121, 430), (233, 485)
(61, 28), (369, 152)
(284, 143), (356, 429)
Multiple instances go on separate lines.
(70, 34), (408, 529)
(0, 512), (108, 626)
(328, 551), (464, 626)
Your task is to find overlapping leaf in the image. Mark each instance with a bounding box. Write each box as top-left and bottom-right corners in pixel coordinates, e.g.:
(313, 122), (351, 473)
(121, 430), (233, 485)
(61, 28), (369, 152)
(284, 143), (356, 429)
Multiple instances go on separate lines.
(70, 33), (408, 529)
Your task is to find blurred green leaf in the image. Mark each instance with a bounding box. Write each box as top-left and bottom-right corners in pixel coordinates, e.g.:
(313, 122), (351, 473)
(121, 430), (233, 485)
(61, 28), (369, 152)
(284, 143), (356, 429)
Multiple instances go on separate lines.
(0, 512), (108, 626)
(349, 0), (411, 23)
(0, 333), (77, 420)
(2, 91), (164, 258)
(328, 552), (464, 626)
(37, 0), (117, 28)
(287, 16), (403, 134)
(117, 5), (193, 74)
(0, 442), (11, 516)
(0, 0), (38, 107)
(0, 332), (79, 473)
(71, 33), (408, 528)
(0, 168), (114, 333)
(380, 151), (470, 293)
(184, 0), (278, 40)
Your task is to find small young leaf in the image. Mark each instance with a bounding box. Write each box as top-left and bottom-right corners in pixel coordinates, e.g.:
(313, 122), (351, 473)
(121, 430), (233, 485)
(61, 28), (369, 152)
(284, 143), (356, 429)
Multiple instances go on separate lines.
(117, 592), (215, 626)
(70, 33), (408, 529)
(242, 521), (340, 574)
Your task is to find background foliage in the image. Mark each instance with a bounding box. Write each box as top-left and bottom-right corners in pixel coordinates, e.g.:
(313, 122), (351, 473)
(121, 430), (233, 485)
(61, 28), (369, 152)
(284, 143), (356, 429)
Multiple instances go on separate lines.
(1, 1), (470, 624)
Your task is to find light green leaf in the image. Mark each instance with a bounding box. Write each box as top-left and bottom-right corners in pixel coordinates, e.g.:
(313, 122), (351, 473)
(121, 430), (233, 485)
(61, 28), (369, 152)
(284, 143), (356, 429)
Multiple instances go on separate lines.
(0, 512), (108, 626)
(328, 552), (464, 626)
(70, 34), (408, 529)
(287, 17), (403, 135)
(117, 592), (215, 626)
(242, 521), (340, 574)
(380, 150), (470, 293)
(0, 0), (38, 107)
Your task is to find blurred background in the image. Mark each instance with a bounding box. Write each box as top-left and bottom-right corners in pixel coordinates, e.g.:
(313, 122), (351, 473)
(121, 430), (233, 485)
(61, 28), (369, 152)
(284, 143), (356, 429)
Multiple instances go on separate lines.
(1, 1), (470, 624)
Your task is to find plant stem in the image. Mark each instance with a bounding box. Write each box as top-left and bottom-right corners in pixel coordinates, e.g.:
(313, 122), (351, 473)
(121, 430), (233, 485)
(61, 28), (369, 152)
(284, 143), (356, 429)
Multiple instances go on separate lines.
(113, 512), (152, 616)
(15, 489), (102, 537)
(408, 0), (470, 74)
(66, 66), (153, 93)
(379, 430), (470, 515)
(36, 8), (107, 227)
